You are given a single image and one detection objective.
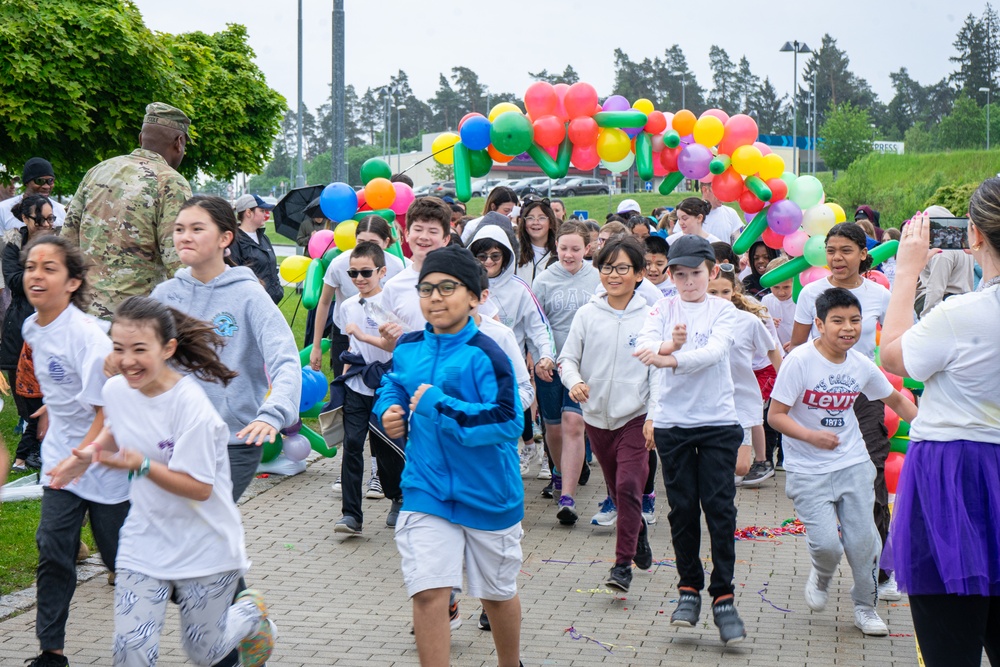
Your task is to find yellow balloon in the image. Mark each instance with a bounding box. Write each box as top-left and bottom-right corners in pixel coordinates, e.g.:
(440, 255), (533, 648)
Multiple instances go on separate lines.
(826, 202), (847, 223)
(693, 116), (725, 147)
(334, 221), (358, 251)
(279, 255), (311, 283)
(731, 145), (763, 176)
(431, 132), (460, 165)
(595, 128), (631, 162)
(488, 102), (522, 122)
(633, 98), (655, 115)
(758, 153), (785, 180)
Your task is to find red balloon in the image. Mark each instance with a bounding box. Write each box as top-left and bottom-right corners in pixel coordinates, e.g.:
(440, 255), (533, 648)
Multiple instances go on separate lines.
(565, 82), (599, 120)
(458, 112), (483, 130)
(762, 227), (785, 249)
(524, 81), (557, 120)
(900, 387), (915, 404)
(767, 177), (788, 201)
(884, 404), (901, 438)
(533, 115), (566, 147)
(885, 452), (905, 494)
(880, 367), (904, 392)
(866, 270), (891, 289)
(356, 188), (369, 211)
(544, 144), (558, 159)
(659, 146), (681, 172)
(644, 110), (667, 135)
(568, 117), (599, 146)
(571, 143), (601, 170)
(711, 167), (744, 202)
(739, 188), (766, 214)
(719, 114), (759, 155)
(653, 152), (668, 176)
(553, 83), (570, 122)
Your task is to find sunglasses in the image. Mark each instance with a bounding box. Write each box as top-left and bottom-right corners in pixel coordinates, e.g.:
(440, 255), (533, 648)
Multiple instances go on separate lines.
(416, 280), (463, 298)
(33, 177), (54, 186)
(719, 262), (736, 274)
(475, 252), (504, 264)
(346, 268), (378, 279)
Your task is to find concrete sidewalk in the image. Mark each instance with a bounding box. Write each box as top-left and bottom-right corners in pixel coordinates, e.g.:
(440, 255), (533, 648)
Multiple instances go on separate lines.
(0, 455), (919, 665)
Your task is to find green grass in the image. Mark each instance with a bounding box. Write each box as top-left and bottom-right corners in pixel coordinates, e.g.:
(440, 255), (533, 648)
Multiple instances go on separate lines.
(464, 192), (690, 221)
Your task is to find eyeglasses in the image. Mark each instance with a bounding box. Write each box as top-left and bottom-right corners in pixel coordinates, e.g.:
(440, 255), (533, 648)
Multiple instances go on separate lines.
(475, 252), (504, 264)
(33, 177), (54, 186)
(598, 264), (635, 275)
(523, 216), (549, 224)
(719, 262), (735, 274)
(33, 215), (57, 226)
(596, 236), (611, 247)
(346, 268), (377, 278)
(416, 280), (463, 298)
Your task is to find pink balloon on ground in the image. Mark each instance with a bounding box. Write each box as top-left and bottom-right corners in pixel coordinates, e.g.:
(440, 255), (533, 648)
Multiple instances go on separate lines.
(389, 182), (415, 216)
(308, 229), (336, 259)
(800, 266), (832, 285)
(783, 229), (810, 257)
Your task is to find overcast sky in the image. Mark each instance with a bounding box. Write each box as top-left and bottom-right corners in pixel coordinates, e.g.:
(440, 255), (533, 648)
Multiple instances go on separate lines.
(133, 0), (988, 117)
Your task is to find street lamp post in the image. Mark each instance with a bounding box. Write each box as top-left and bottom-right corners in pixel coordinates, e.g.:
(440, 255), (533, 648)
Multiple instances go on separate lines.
(780, 40), (812, 174)
(980, 87), (991, 151)
(295, 0), (305, 187)
(396, 104), (406, 172)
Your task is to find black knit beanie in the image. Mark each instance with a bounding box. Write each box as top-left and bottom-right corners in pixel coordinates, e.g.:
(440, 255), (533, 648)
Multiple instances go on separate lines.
(418, 245), (483, 299)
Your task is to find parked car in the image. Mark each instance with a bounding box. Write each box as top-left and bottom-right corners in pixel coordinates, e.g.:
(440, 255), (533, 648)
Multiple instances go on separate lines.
(470, 178), (503, 197)
(428, 181), (456, 199)
(487, 179), (519, 195)
(511, 176), (552, 197)
(550, 177), (609, 197)
(413, 184), (432, 197)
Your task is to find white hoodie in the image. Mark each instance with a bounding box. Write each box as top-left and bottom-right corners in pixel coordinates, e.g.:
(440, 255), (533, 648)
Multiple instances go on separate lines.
(470, 224), (556, 363)
(559, 293), (661, 430)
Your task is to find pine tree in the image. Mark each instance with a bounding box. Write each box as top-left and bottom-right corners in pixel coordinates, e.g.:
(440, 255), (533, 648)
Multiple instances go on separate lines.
(734, 56), (760, 114)
(707, 45), (739, 111)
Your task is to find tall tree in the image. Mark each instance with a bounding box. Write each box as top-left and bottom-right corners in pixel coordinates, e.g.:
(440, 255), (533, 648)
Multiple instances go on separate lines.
(707, 46), (740, 112)
(818, 102), (873, 178)
(358, 87), (383, 145)
(938, 93), (986, 149)
(734, 56), (760, 115)
(528, 65), (580, 85)
(661, 45), (705, 111)
(451, 67), (486, 114)
(950, 10), (998, 95)
(429, 74), (463, 130)
(800, 34), (878, 130)
(750, 77), (791, 135)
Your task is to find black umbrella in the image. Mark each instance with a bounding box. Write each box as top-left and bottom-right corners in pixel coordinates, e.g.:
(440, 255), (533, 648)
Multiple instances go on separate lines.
(272, 185), (325, 241)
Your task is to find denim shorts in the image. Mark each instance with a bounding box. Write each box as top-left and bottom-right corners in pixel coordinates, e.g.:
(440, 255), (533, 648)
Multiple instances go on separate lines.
(535, 369), (582, 425)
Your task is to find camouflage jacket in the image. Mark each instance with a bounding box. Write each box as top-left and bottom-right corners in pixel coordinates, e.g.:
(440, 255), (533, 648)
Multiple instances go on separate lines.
(63, 149), (191, 318)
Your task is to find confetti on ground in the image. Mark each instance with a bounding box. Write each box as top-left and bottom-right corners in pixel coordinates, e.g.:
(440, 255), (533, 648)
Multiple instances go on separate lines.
(256, 473), (270, 479)
(283, 544), (295, 550)
(735, 519), (806, 541)
(889, 633), (915, 637)
(757, 582), (794, 613)
(519, 569), (533, 578)
(565, 626), (637, 654)
(542, 558), (607, 566)
(575, 588), (620, 595)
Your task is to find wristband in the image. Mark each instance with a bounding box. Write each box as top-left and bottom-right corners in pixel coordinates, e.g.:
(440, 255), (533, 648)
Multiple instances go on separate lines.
(129, 457), (151, 481)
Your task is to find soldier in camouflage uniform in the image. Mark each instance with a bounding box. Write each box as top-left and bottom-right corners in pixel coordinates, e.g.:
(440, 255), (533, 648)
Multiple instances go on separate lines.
(62, 103), (193, 319)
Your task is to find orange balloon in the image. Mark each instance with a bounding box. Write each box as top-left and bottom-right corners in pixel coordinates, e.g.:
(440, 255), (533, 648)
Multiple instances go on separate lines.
(672, 109), (697, 137)
(488, 144), (515, 163)
(364, 177), (395, 210)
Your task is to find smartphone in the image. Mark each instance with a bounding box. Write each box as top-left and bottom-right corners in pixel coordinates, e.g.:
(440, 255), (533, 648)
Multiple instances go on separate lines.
(928, 217), (969, 250)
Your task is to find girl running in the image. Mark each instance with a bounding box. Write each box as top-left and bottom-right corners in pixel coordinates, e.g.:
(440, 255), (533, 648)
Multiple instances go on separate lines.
(514, 197), (557, 285)
(52, 296), (275, 667)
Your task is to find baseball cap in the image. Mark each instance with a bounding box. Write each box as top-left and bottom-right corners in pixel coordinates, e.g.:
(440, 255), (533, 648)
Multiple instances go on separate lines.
(617, 199), (641, 214)
(666, 235), (715, 268)
(143, 102), (191, 138)
(233, 194), (274, 213)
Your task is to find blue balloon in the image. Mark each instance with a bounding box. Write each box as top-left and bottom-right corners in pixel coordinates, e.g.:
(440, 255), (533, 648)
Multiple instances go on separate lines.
(319, 182), (358, 223)
(460, 115), (492, 151)
(299, 368), (328, 412)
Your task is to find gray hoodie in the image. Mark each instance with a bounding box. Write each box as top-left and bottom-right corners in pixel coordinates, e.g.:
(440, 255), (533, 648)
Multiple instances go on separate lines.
(470, 223), (556, 363)
(150, 266), (301, 443)
(531, 260), (601, 355)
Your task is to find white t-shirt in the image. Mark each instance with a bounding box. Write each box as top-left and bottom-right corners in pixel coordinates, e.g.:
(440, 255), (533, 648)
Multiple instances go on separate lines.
(22, 305), (128, 503)
(241, 229), (260, 244)
(106, 375), (249, 579)
(649, 278), (678, 298)
(0, 194), (67, 232)
(752, 312), (781, 370)
(730, 309), (777, 427)
(339, 292), (394, 397)
(380, 265), (425, 332)
(667, 231), (722, 246)
(793, 277), (891, 360)
(637, 295), (740, 428)
(704, 205), (743, 242)
(761, 293), (796, 347)
(323, 249), (407, 329)
(770, 342), (893, 474)
(901, 284), (1000, 444)
(478, 315), (534, 410)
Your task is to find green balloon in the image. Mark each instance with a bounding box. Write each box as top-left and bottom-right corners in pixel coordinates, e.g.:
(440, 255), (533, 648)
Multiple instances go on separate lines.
(869, 240), (900, 266)
(788, 175), (824, 209)
(889, 436), (909, 455)
(302, 424), (337, 458)
(658, 171), (685, 195)
(299, 339), (331, 367)
(663, 130), (681, 148)
(896, 420), (910, 438)
(803, 234), (827, 267)
(490, 111), (533, 156)
(360, 158), (392, 184)
(780, 171), (797, 187)
(761, 255), (810, 289)
(261, 433), (283, 463)
(469, 148), (493, 178)
(902, 376), (924, 391)
(733, 210), (768, 255)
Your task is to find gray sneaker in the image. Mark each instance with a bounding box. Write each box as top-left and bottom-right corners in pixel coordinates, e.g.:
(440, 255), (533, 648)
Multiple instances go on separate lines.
(334, 515), (362, 535)
(386, 499), (403, 528)
(740, 461), (775, 487)
(712, 600), (747, 645)
(670, 591), (702, 627)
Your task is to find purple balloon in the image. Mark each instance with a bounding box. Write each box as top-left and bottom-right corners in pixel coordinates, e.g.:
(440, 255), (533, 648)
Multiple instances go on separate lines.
(744, 211), (757, 224)
(766, 199), (804, 236)
(677, 144), (713, 180)
(602, 95), (630, 112)
(680, 133), (694, 145)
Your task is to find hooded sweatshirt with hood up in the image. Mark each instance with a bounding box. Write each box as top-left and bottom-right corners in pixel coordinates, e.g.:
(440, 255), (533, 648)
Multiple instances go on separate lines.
(150, 266), (301, 442)
(470, 220), (556, 364)
(558, 292), (661, 430)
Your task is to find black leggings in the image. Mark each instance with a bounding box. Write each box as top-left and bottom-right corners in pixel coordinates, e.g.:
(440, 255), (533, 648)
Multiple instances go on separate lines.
(644, 450), (657, 495)
(910, 594), (1000, 666)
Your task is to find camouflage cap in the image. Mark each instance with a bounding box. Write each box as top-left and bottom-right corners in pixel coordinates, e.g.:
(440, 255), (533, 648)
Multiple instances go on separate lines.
(143, 102), (191, 136)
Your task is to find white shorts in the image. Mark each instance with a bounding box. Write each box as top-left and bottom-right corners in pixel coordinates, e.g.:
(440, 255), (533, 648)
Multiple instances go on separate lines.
(394, 511), (523, 601)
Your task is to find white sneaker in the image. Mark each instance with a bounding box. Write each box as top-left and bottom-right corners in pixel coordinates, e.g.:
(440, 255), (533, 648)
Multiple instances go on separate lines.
(734, 475), (744, 487)
(590, 496), (618, 526)
(366, 475), (384, 499)
(877, 572), (902, 601)
(803, 567), (829, 611)
(519, 444), (534, 478)
(536, 466), (551, 480)
(331, 476), (342, 494)
(853, 605), (888, 636)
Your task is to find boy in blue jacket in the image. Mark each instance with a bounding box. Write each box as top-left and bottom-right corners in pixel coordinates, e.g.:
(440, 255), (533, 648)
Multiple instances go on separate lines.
(375, 245), (525, 667)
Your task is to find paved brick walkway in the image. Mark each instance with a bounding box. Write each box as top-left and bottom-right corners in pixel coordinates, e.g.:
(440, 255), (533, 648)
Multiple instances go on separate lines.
(0, 456), (919, 665)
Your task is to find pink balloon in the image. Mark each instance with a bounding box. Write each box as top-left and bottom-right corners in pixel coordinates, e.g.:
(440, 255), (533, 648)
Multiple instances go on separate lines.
(699, 173), (715, 184)
(866, 270), (890, 289)
(308, 229), (336, 259)
(389, 182), (415, 216)
(553, 83), (570, 122)
(571, 143), (601, 170)
(782, 229), (810, 257)
(753, 141), (772, 156)
(800, 266), (832, 285)
(701, 108), (730, 124)
(651, 133), (666, 152)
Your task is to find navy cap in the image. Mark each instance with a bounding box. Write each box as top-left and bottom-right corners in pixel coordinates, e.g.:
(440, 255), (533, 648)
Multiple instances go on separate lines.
(666, 235), (716, 268)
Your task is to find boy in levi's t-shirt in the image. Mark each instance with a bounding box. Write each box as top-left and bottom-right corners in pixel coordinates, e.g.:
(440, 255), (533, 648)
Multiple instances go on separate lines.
(769, 287), (916, 638)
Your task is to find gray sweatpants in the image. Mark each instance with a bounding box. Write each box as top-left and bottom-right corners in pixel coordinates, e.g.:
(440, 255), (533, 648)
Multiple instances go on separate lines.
(112, 569), (261, 666)
(785, 460), (881, 609)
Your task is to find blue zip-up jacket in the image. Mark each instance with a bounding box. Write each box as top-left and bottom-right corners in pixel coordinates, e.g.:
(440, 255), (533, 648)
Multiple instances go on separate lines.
(373, 317), (524, 530)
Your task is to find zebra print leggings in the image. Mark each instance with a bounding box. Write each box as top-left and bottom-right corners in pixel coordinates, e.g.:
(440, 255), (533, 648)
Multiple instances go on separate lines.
(112, 569), (260, 666)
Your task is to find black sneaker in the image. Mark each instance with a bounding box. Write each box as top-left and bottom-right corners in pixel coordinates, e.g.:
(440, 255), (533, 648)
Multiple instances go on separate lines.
(712, 600), (747, 645)
(478, 609), (491, 631)
(740, 461), (775, 487)
(605, 563), (632, 592)
(578, 461), (591, 486)
(25, 453), (42, 470)
(541, 480), (554, 499)
(333, 515), (362, 535)
(24, 653), (69, 667)
(633, 517), (652, 570)
(386, 499), (403, 528)
(670, 591), (702, 627)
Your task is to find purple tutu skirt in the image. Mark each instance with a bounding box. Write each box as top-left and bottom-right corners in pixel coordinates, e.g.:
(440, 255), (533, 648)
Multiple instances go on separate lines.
(886, 439), (1000, 596)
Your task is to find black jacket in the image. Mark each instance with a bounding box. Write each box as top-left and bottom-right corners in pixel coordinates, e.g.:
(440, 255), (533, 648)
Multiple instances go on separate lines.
(1, 228), (33, 370)
(229, 228), (283, 304)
